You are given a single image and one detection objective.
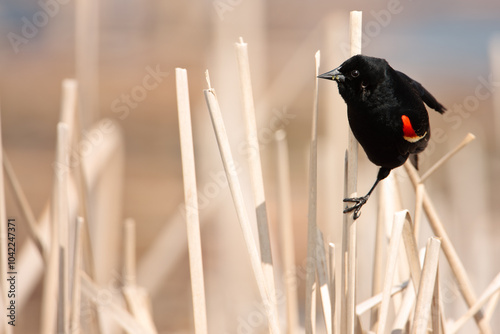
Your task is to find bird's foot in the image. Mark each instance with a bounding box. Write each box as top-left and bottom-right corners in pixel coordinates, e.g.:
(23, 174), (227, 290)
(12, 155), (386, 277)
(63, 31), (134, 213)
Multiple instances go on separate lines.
(343, 195), (370, 220)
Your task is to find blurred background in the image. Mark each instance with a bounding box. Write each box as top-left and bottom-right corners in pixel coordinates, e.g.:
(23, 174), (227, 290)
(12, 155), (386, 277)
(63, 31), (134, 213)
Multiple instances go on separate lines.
(1, 0), (500, 333)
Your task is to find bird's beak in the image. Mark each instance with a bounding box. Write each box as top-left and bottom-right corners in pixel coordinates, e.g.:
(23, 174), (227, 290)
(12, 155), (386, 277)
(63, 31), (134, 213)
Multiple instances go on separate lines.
(317, 68), (345, 82)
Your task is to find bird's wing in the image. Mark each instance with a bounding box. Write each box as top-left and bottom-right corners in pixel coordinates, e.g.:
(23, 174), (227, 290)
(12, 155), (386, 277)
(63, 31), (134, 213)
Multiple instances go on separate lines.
(396, 70), (446, 114)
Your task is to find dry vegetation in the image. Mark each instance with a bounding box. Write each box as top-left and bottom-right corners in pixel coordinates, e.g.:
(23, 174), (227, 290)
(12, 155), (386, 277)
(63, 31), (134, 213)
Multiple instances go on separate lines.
(1, 1), (500, 333)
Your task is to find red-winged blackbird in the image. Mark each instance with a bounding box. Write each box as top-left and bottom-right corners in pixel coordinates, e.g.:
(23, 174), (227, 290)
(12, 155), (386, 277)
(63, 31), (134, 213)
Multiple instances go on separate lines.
(318, 55), (446, 219)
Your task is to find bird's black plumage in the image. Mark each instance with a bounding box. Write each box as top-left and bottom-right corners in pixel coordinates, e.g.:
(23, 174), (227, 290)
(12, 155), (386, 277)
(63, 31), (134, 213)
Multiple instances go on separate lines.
(318, 55), (446, 219)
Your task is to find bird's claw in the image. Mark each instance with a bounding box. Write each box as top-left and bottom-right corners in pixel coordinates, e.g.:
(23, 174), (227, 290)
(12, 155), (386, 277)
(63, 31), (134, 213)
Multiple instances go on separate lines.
(343, 196), (369, 220)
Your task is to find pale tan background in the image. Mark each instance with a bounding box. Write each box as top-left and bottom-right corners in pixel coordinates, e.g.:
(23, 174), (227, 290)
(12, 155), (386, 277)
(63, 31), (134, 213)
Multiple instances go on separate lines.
(1, 0), (500, 333)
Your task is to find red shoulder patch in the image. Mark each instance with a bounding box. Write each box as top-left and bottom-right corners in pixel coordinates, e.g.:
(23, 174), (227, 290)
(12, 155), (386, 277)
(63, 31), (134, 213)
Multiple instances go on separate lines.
(401, 115), (427, 143)
(401, 115), (417, 137)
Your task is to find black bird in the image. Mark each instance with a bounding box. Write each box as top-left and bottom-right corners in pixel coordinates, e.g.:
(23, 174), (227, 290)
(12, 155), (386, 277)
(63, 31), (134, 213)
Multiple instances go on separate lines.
(318, 55), (446, 219)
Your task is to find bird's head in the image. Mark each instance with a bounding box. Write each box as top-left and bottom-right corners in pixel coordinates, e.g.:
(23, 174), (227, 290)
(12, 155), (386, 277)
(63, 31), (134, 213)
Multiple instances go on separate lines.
(318, 55), (389, 104)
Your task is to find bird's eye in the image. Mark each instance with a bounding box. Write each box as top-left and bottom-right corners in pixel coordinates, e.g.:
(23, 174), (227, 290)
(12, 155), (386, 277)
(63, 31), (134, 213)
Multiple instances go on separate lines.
(351, 70), (360, 78)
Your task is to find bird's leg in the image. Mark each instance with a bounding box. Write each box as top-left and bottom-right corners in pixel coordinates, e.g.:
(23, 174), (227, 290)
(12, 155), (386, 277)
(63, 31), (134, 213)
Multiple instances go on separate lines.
(343, 168), (391, 219)
(343, 179), (379, 219)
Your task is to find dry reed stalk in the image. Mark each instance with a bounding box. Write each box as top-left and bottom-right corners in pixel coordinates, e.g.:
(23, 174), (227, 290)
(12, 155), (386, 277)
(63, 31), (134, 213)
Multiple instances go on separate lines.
(58, 246), (69, 334)
(204, 71), (280, 334)
(73, 24), (97, 303)
(0, 108), (11, 334)
(392, 283), (416, 331)
(311, 283), (317, 334)
(379, 174), (408, 313)
(70, 217), (84, 334)
(16, 120), (122, 312)
(81, 119), (124, 334)
(400, 217), (423, 292)
(55, 80), (78, 334)
(394, 178), (411, 310)
(431, 268), (441, 334)
(448, 272), (500, 334)
(235, 38), (278, 319)
(3, 153), (45, 256)
(383, 174), (409, 307)
(391, 249), (425, 331)
(60, 79), (78, 136)
(329, 243), (336, 334)
(89, 130), (124, 295)
(394, 244), (446, 333)
(321, 12), (349, 239)
(341, 11), (362, 334)
(275, 129), (299, 334)
(404, 161), (492, 334)
(377, 211), (411, 334)
(370, 172), (392, 332)
(76, 163), (94, 280)
(56, 126), (71, 334)
(370, 194), (385, 331)
(41, 123), (68, 334)
(388, 212), (422, 332)
(419, 133), (475, 182)
(57, 124), (71, 334)
(61, 79), (95, 281)
(80, 272), (151, 334)
(75, 120), (123, 334)
(340, 153), (348, 334)
(484, 290), (500, 323)
(411, 237), (441, 334)
(75, 0), (99, 128)
(356, 280), (409, 316)
(176, 67), (208, 334)
(355, 317), (363, 334)
(76, 136), (95, 282)
(123, 218), (137, 287)
(305, 50), (321, 334)
(123, 287), (158, 334)
(317, 228), (333, 334)
(413, 183), (425, 239)
(122, 219), (158, 333)
(15, 200), (48, 310)
(56, 79), (95, 285)
(439, 290), (449, 334)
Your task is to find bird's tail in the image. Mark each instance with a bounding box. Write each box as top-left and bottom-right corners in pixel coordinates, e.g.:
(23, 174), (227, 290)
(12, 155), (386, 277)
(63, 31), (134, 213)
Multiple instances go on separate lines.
(410, 154), (419, 170)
